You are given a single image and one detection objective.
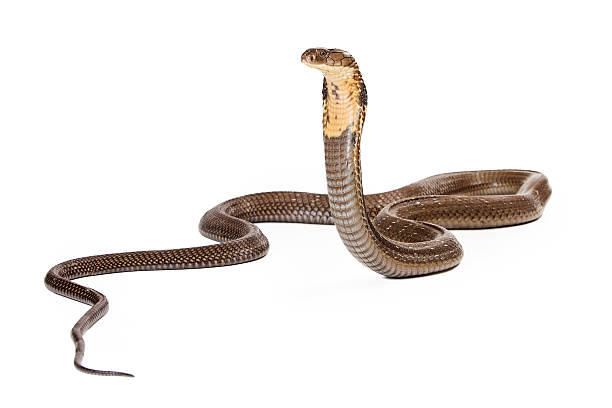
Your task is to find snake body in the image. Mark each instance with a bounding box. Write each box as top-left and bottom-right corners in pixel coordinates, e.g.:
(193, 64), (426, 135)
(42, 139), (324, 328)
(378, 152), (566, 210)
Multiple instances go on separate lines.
(45, 48), (551, 376)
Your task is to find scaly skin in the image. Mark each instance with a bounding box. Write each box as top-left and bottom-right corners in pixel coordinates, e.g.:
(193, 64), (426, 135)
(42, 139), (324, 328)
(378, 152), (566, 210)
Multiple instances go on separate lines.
(302, 48), (550, 276)
(45, 48), (551, 376)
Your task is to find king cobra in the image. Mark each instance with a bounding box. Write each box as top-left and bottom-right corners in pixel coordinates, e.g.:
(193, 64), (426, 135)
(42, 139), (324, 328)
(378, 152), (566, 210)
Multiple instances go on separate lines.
(45, 48), (551, 376)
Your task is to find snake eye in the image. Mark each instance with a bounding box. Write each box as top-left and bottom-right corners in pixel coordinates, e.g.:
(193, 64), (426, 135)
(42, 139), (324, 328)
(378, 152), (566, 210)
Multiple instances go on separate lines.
(319, 51), (326, 56)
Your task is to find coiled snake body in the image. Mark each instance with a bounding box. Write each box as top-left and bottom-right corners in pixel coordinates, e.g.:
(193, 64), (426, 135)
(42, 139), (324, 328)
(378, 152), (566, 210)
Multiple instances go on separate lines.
(45, 48), (551, 376)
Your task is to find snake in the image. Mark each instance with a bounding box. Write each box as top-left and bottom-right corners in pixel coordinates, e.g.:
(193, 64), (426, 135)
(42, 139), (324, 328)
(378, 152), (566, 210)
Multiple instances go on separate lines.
(45, 48), (551, 377)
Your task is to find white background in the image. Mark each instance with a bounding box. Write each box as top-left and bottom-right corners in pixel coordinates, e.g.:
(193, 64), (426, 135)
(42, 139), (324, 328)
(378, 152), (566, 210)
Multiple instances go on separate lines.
(1, 1), (610, 407)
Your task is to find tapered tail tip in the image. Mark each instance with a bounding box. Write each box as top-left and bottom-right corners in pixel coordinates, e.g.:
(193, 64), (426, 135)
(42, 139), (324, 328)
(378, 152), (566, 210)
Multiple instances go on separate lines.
(75, 361), (134, 377)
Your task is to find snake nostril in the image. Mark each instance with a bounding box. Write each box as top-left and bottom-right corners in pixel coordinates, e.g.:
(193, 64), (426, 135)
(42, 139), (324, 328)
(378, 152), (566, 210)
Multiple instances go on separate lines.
(302, 50), (316, 63)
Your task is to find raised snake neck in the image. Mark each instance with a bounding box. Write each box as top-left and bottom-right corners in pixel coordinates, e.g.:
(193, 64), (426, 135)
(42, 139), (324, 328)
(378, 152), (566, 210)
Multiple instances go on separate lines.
(45, 48), (551, 376)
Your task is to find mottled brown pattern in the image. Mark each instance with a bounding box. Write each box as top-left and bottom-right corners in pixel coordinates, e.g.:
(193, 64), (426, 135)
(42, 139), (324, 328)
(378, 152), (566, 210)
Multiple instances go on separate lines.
(45, 48), (550, 377)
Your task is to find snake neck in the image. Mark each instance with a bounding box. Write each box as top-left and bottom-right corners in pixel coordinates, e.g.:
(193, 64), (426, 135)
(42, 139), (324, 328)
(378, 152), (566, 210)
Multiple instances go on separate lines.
(324, 130), (388, 272)
(322, 69), (389, 272)
(322, 65), (367, 138)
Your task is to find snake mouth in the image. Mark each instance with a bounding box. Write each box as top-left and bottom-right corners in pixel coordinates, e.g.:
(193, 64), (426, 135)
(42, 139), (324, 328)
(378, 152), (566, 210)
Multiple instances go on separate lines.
(301, 48), (320, 65)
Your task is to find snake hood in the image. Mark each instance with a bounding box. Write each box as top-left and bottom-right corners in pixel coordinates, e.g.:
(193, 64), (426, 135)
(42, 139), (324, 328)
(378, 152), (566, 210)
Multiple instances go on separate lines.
(302, 48), (367, 138)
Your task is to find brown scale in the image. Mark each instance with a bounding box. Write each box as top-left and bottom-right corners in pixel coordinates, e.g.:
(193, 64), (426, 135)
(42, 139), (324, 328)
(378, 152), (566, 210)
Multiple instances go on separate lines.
(45, 48), (551, 377)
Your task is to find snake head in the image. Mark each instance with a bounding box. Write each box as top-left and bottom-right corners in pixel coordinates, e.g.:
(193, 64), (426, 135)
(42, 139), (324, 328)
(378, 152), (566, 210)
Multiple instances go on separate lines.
(301, 48), (356, 71)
